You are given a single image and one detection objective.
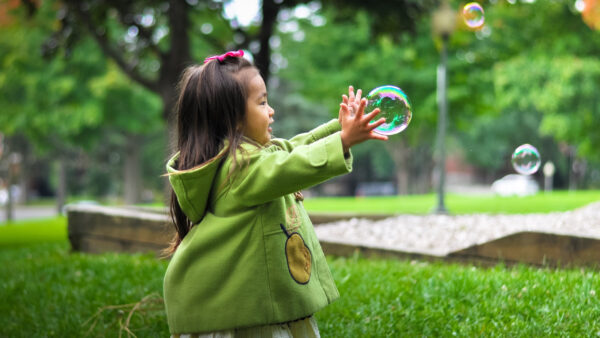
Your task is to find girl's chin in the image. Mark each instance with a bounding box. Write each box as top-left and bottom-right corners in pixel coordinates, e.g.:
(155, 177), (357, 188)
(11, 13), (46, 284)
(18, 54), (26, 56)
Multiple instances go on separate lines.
(259, 134), (271, 145)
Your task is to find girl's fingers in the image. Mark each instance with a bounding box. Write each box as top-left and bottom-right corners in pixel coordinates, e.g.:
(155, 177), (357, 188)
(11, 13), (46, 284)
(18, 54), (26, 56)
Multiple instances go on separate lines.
(349, 86), (355, 102)
(355, 98), (367, 118)
(356, 89), (362, 103)
(363, 107), (381, 122)
(369, 132), (389, 141)
(350, 102), (359, 115)
(342, 95), (348, 105)
(339, 103), (350, 116)
(368, 117), (387, 130)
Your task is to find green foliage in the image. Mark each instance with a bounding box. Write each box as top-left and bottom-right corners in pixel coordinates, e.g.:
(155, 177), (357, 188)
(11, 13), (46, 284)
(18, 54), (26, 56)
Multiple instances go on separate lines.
(4, 0), (600, 197)
(90, 63), (162, 135)
(275, 9), (440, 186)
(0, 2), (166, 199)
(278, 9), (438, 140)
(269, 80), (333, 139)
(450, 0), (600, 174)
(323, 0), (435, 37)
(494, 56), (600, 162)
(273, 0), (600, 187)
(0, 2), (107, 152)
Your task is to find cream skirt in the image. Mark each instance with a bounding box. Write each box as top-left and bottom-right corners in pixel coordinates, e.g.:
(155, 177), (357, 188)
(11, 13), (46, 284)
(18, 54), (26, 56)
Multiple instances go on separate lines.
(172, 316), (320, 338)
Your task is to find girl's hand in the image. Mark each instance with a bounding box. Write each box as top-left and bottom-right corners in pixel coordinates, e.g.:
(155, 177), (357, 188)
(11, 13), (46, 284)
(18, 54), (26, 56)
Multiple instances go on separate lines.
(339, 98), (388, 153)
(339, 86), (362, 125)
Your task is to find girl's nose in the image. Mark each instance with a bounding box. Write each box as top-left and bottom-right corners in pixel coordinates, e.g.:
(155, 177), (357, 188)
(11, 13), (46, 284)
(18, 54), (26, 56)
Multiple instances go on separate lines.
(269, 105), (275, 116)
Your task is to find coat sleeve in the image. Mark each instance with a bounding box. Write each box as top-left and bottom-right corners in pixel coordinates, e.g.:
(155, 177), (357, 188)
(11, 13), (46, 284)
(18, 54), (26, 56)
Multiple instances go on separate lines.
(229, 131), (352, 206)
(273, 119), (341, 151)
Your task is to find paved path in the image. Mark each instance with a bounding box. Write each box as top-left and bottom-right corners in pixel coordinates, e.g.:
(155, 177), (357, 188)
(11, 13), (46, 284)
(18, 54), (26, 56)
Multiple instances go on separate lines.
(0, 205), (58, 223)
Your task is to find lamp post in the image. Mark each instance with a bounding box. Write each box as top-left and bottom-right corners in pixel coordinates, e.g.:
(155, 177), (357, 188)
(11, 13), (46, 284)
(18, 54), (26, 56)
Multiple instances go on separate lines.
(4, 152), (21, 223)
(432, 0), (456, 214)
(543, 161), (555, 193)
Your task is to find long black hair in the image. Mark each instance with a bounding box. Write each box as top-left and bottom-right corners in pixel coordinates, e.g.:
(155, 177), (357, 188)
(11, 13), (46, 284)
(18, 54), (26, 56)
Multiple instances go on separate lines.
(166, 56), (257, 255)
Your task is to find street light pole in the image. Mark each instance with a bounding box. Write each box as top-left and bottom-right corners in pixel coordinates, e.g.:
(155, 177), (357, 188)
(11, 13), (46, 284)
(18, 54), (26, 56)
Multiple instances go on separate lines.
(432, 0), (455, 214)
(434, 34), (449, 214)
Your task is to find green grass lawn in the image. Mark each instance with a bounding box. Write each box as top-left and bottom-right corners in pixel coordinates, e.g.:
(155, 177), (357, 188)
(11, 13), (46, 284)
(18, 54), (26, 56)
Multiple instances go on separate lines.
(1, 192), (599, 336)
(303, 190), (600, 214)
(321, 255), (600, 336)
(1, 242), (599, 336)
(136, 190), (600, 214)
(0, 242), (167, 337)
(0, 217), (67, 247)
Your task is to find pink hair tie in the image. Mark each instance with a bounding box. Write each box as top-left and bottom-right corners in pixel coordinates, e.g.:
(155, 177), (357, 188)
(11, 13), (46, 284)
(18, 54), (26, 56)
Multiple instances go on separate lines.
(203, 50), (244, 64)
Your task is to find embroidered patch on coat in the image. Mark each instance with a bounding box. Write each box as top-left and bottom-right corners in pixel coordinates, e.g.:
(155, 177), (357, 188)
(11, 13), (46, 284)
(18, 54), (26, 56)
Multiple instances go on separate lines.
(280, 223), (312, 284)
(285, 204), (302, 232)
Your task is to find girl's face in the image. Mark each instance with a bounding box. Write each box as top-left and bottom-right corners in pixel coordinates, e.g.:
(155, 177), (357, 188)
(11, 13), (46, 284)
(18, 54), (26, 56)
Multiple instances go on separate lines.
(243, 71), (274, 145)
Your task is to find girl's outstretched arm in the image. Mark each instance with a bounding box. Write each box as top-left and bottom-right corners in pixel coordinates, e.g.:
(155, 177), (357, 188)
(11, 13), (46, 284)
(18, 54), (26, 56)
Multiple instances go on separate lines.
(282, 119), (342, 149)
(227, 132), (352, 206)
(281, 86), (363, 149)
(225, 98), (388, 206)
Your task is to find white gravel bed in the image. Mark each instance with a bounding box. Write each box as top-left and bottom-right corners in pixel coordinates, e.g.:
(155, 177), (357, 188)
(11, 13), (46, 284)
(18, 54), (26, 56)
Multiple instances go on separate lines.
(315, 202), (600, 257)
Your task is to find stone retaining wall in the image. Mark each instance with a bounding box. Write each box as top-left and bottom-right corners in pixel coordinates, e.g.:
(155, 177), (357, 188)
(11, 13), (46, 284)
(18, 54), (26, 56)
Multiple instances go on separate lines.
(65, 205), (377, 256)
(66, 205), (600, 267)
(67, 205), (172, 255)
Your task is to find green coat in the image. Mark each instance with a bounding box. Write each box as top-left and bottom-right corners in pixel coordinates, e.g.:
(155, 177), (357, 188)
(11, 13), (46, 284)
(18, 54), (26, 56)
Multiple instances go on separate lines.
(163, 119), (353, 334)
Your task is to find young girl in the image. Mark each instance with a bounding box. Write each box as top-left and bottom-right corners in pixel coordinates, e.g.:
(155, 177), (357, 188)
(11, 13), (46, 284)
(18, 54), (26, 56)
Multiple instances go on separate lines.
(163, 50), (387, 337)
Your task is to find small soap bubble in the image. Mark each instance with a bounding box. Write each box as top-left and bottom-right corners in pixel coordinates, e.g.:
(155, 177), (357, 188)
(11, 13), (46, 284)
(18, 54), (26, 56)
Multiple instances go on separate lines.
(365, 85), (412, 136)
(511, 144), (541, 175)
(463, 2), (485, 29)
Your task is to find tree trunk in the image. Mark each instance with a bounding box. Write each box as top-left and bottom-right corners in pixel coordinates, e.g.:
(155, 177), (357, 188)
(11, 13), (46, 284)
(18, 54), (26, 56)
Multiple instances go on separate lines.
(5, 161), (13, 222)
(256, 0), (280, 83)
(164, 98), (177, 204)
(411, 145), (434, 194)
(18, 144), (29, 204)
(386, 140), (410, 195)
(56, 157), (66, 214)
(123, 134), (141, 205)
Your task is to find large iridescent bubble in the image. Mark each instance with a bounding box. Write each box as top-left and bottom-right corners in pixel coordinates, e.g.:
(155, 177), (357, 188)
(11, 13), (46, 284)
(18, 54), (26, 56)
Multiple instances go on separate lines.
(365, 85), (412, 136)
(463, 2), (485, 29)
(511, 144), (541, 175)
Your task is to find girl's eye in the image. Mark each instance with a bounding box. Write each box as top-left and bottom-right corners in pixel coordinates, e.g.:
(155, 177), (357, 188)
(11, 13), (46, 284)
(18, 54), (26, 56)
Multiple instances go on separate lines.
(260, 101), (267, 105)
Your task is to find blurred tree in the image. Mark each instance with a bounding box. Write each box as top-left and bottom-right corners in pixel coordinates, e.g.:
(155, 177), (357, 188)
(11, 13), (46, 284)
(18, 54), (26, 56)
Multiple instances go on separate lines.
(451, 0), (600, 187)
(89, 63), (162, 203)
(5, 0), (432, 204)
(325, 0), (436, 37)
(44, 0), (322, 149)
(275, 0), (600, 193)
(493, 56), (600, 188)
(0, 2), (107, 211)
(0, 2), (163, 206)
(277, 9), (438, 194)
